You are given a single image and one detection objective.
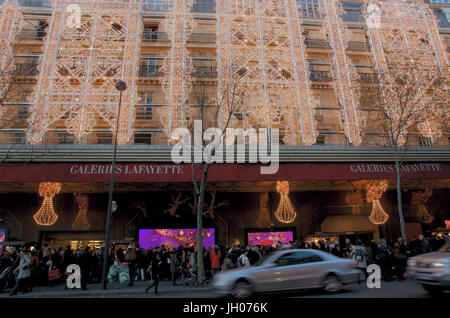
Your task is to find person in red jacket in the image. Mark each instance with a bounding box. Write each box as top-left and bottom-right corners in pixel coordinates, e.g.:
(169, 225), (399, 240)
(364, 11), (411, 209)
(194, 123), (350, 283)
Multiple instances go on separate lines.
(210, 245), (222, 278)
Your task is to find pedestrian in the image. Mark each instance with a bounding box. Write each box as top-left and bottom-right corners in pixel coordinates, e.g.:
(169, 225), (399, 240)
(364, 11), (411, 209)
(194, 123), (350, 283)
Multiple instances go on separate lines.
(237, 251), (250, 268)
(221, 252), (234, 272)
(350, 240), (368, 278)
(125, 244), (137, 286)
(418, 235), (432, 254)
(79, 246), (91, 290)
(29, 250), (40, 291)
(10, 248), (31, 295)
(145, 253), (161, 295)
(204, 247), (212, 280)
(169, 248), (179, 286)
(188, 248), (197, 281)
(210, 245), (222, 278)
(135, 244), (146, 281)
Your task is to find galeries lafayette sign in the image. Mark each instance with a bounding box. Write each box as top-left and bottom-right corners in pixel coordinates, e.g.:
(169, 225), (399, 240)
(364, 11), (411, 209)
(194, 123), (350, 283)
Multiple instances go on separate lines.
(0, 162), (448, 183)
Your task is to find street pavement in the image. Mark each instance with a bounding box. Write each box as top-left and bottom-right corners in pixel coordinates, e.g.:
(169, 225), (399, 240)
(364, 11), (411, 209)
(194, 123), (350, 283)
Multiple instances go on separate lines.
(0, 279), (447, 298)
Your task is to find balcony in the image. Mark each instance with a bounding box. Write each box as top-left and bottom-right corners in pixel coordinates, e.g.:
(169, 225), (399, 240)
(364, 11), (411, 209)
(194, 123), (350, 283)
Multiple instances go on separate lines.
(139, 64), (217, 78)
(142, 31), (216, 43)
(310, 70), (376, 84)
(304, 38), (370, 51)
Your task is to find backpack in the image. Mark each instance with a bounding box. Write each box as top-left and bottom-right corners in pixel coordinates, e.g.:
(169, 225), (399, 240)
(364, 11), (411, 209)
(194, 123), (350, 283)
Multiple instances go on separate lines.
(355, 248), (364, 262)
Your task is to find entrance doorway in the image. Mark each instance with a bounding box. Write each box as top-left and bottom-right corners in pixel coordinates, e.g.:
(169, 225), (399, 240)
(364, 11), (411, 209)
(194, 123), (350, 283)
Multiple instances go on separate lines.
(40, 231), (105, 251)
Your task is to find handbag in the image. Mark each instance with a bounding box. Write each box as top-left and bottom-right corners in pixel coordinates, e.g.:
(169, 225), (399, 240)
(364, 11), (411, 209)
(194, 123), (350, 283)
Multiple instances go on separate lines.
(48, 269), (61, 281)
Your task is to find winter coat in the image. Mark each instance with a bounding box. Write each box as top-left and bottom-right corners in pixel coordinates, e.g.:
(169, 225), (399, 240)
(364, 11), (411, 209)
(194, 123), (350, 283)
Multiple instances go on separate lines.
(188, 253), (197, 272)
(169, 253), (178, 272)
(351, 246), (368, 269)
(14, 253), (31, 279)
(210, 251), (221, 269)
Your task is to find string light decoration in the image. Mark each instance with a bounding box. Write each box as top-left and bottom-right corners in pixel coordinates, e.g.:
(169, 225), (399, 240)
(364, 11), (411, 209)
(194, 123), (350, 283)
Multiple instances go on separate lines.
(33, 182), (61, 226)
(363, 0), (449, 145)
(274, 181), (297, 224)
(159, 0), (195, 141)
(345, 190), (364, 215)
(0, 0), (23, 117)
(411, 189), (434, 224)
(256, 192), (272, 228)
(319, 0), (365, 146)
(216, 0), (317, 145)
(27, 0), (142, 144)
(366, 181), (389, 225)
(72, 193), (90, 231)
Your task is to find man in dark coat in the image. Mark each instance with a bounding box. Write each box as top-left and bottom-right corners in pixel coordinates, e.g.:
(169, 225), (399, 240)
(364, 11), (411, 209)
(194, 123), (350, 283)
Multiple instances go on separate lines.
(79, 246), (91, 290)
(145, 253), (161, 295)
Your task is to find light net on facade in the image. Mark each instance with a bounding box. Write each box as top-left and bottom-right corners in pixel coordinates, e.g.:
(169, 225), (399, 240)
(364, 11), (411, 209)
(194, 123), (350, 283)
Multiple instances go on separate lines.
(27, 0), (142, 144)
(319, 0), (365, 146)
(0, 0), (23, 118)
(159, 0), (195, 141)
(216, 0), (317, 145)
(363, 0), (449, 145)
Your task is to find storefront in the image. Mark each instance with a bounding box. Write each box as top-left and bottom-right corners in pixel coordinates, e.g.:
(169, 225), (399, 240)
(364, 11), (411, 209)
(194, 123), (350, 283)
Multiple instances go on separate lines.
(0, 162), (448, 247)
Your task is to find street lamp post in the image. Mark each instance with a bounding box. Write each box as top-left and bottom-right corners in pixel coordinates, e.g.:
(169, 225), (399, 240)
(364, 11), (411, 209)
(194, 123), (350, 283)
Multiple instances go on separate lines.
(101, 80), (127, 290)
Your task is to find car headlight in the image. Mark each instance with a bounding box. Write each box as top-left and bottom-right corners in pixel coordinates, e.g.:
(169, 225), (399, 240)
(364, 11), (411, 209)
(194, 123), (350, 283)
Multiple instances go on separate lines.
(407, 259), (417, 266)
(431, 260), (450, 268)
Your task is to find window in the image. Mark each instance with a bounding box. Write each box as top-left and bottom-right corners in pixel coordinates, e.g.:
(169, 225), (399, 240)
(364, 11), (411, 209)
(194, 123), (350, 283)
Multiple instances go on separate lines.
(419, 136), (433, 147)
(140, 59), (158, 76)
(59, 135), (74, 144)
(275, 251), (322, 266)
(316, 135), (325, 145)
(97, 135), (112, 144)
(134, 133), (152, 145)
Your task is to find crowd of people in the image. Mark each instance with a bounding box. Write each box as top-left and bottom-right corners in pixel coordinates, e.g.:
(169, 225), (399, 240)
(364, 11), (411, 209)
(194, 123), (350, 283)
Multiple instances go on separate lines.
(0, 233), (448, 295)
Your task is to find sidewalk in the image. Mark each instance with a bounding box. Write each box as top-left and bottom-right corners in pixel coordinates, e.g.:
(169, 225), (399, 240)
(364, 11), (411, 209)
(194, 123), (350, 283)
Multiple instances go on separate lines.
(0, 279), (216, 298)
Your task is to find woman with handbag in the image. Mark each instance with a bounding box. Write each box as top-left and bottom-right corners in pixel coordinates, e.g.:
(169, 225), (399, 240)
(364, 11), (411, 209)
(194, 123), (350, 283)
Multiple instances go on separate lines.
(48, 249), (61, 287)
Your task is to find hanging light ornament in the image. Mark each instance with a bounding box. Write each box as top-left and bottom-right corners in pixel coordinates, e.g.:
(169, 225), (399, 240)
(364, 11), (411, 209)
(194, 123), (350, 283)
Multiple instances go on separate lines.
(345, 190), (364, 215)
(0, 0), (23, 118)
(256, 192), (272, 228)
(33, 182), (61, 226)
(411, 189), (434, 224)
(27, 0), (142, 144)
(160, 0), (195, 141)
(274, 181), (297, 224)
(72, 193), (90, 231)
(216, 0), (317, 144)
(363, 0), (448, 145)
(366, 181), (389, 225)
(319, 0), (365, 146)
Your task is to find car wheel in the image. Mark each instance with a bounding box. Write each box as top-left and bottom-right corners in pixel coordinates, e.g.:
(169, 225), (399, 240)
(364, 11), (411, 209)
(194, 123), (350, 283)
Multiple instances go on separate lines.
(231, 280), (253, 299)
(422, 284), (444, 295)
(322, 274), (342, 293)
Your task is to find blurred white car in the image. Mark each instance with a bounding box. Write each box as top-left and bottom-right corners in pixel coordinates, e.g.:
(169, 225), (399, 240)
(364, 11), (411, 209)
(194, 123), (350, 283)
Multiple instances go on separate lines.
(406, 243), (450, 295)
(213, 249), (362, 298)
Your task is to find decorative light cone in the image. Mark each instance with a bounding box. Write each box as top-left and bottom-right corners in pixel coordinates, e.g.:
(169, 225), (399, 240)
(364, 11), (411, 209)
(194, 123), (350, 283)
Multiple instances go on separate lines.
(368, 200), (390, 225)
(33, 182), (61, 226)
(72, 194), (90, 231)
(412, 189), (434, 224)
(274, 181), (297, 224)
(367, 181), (389, 225)
(256, 192), (272, 228)
(345, 191), (364, 215)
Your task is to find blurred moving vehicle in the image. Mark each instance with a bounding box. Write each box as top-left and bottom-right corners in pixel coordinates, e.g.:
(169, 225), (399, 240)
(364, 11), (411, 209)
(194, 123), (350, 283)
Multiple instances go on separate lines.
(213, 249), (362, 298)
(406, 243), (450, 295)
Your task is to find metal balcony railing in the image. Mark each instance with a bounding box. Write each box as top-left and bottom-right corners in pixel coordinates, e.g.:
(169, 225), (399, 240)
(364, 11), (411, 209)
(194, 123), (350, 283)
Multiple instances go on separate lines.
(142, 31), (216, 43)
(310, 70), (375, 84)
(139, 64), (217, 78)
(304, 38), (370, 51)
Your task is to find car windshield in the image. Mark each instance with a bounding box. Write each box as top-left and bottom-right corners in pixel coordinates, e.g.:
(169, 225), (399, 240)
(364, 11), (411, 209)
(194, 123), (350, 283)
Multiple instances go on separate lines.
(438, 244), (450, 253)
